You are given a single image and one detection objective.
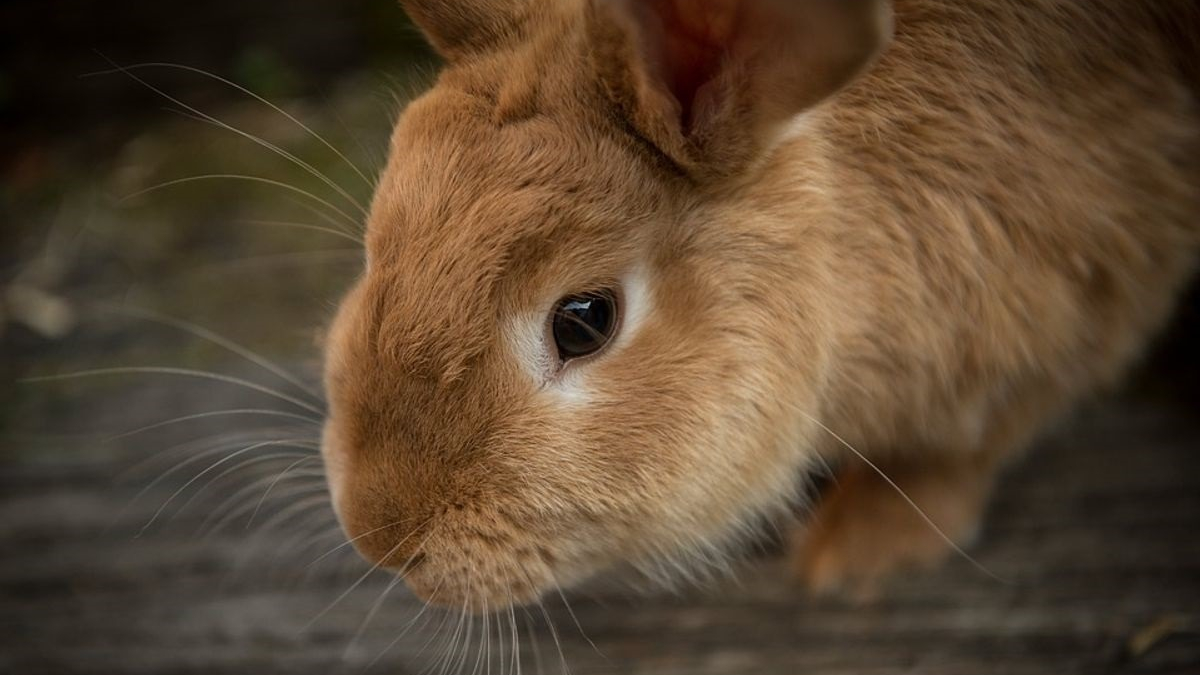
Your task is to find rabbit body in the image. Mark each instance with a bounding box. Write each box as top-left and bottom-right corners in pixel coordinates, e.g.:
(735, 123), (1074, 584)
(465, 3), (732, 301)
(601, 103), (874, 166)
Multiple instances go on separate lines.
(320, 0), (1200, 607)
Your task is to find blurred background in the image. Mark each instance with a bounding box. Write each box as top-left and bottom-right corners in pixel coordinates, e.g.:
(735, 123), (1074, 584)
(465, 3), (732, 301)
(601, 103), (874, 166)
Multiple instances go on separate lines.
(2, 1), (1199, 674)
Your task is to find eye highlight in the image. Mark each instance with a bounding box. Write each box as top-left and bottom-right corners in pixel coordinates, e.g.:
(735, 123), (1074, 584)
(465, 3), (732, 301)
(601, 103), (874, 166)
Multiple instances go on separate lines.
(550, 290), (619, 362)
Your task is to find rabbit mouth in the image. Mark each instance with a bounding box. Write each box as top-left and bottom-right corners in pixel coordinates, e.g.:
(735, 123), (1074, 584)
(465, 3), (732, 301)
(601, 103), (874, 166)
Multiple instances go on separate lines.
(398, 534), (559, 613)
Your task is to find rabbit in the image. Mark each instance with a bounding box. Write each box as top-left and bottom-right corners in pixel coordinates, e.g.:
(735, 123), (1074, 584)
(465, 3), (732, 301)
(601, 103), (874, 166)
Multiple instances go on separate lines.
(319, 0), (1200, 611)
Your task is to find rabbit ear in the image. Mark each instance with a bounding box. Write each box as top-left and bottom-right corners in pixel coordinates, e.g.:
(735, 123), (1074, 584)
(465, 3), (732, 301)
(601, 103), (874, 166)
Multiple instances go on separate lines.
(588, 0), (892, 177)
(400, 0), (532, 59)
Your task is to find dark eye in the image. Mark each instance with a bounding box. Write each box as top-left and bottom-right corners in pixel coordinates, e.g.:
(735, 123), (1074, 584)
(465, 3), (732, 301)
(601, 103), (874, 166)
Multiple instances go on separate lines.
(551, 291), (618, 361)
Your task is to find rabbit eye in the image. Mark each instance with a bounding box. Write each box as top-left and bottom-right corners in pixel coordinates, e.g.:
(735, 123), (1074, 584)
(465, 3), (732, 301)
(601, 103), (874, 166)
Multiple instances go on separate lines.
(551, 291), (618, 361)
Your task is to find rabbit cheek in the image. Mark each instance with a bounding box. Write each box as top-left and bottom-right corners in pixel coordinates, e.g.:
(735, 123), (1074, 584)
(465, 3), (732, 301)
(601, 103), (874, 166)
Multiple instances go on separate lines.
(318, 422), (349, 527)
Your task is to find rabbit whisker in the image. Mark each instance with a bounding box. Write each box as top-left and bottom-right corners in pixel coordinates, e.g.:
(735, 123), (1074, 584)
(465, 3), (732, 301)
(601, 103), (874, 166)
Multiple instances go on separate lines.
(306, 518), (412, 569)
(196, 459), (324, 534)
(85, 61), (376, 189)
(343, 571), (406, 659)
(240, 219), (366, 245)
(551, 579), (601, 660)
(22, 366), (325, 416)
(99, 305), (324, 402)
(246, 455), (324, 527)
(121, 173), (361, 231)
(170, 451), (311, 522)
(304, 516), (435, 631)
(115, 428), (316, 529)
(528, 573), (570, 675)
(796, 410), (1011, 584)
(103, 59), (370, 219)
(365, 573), (443, 671)
(502, 572), (521, 675)
(520, 606), (545, 675)
(400, 587), (453, 671)
(281, 194), (371, 237)
(140, 438), (315, 535)
(106, 408), (321, 442)
(342, 543), (434, 659)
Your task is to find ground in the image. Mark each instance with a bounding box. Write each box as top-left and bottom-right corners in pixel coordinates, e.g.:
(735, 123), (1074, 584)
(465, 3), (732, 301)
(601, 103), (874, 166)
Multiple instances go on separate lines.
(1, 375), (1198, 674)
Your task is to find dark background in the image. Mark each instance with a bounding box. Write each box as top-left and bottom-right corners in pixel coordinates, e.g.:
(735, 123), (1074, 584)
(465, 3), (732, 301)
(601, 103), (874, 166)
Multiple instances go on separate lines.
(2, 2), (1199, 674)
(0, 0), (429, 155)
(1, 0), (436, 413)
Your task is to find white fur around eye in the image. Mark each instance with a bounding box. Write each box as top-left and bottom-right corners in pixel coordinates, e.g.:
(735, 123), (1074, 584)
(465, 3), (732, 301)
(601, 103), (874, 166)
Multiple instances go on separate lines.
(505, 310), (554, 386)
(503, 267), (652, 405)
(618, 268), (650, 346)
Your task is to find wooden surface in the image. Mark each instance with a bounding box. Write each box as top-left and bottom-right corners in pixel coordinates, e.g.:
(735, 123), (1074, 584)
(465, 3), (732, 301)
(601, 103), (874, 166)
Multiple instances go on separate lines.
(2, 379), (1198, 675)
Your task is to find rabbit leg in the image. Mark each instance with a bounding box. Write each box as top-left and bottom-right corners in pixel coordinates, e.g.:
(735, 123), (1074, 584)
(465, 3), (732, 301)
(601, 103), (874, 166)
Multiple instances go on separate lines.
(790, 453), (1000, 598)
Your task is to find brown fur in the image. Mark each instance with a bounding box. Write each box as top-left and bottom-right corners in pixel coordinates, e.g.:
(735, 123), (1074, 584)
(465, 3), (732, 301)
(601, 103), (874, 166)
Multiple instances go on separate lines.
(320, 0), (1200, 610)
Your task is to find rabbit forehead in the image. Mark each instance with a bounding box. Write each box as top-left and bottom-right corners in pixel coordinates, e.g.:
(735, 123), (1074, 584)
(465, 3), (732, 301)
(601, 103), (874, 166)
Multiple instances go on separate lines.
(355, 90), (661, 384)
(369, 85), (658, 250)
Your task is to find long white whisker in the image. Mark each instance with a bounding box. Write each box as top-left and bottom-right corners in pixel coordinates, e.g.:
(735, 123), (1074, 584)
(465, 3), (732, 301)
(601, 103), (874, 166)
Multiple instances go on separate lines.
(482, 598), (492, 675)
(121, 174), (361, 230)
(511, 590), (522, 675)
(114, 429), (314, 529)
(241, 219), (365, 245)
(502, 570), (520, 675)
(95, 59), (369, 219)
(306, 519), (408, 569)
(406, 594), (454, 670)
(106, 408), (320, 442)
(171, 451), (310, 521)
(122, 426), (305, 482)
(241, 495), (334, 552)
(796, 410), (1011, 584)
(303, 516), (433, 630)
(370, 573), (445, 670)
(140, 438), (312, 535)
(201, 480), (324, 538)
(236, 495), (335, 576)
(472, 598), (488, 675)
(520, 608), (545, 675)
(437, 575), (472, 675)
(424, 579), (464, 675)
(249, 507), (340, 573)
(246, 455), (323, 527)
(85, 61), (376, 189)
(281, 196), (370, 238)
(493, 599), (501, 675)
(343, 528), (437, 659)
(100, 305), (325, 402)
(164, 108), (370, 224)
(534, 596), (569, 675)
(344, 572), (405, 659)
(194, 458), (323, 534)
(453, 588), (477, 675)
(551, 581), (601, 660)
(22, 367), (325, 417)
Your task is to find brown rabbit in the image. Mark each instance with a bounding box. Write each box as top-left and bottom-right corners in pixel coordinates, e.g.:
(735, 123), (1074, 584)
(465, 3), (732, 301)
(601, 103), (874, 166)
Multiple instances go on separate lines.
(320, 0), (1200, 610)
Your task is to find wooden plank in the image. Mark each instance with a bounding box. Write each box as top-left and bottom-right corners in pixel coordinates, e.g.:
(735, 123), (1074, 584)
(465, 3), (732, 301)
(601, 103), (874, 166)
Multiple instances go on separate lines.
(1, 389), (1197, 675)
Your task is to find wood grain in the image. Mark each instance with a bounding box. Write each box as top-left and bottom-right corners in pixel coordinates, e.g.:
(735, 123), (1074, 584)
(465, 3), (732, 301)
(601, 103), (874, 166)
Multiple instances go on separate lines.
(2, 387), (1197, 675)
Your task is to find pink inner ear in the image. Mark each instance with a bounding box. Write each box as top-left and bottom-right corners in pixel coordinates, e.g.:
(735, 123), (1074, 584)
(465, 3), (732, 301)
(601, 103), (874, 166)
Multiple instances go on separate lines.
(645, 0), (744, 131)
